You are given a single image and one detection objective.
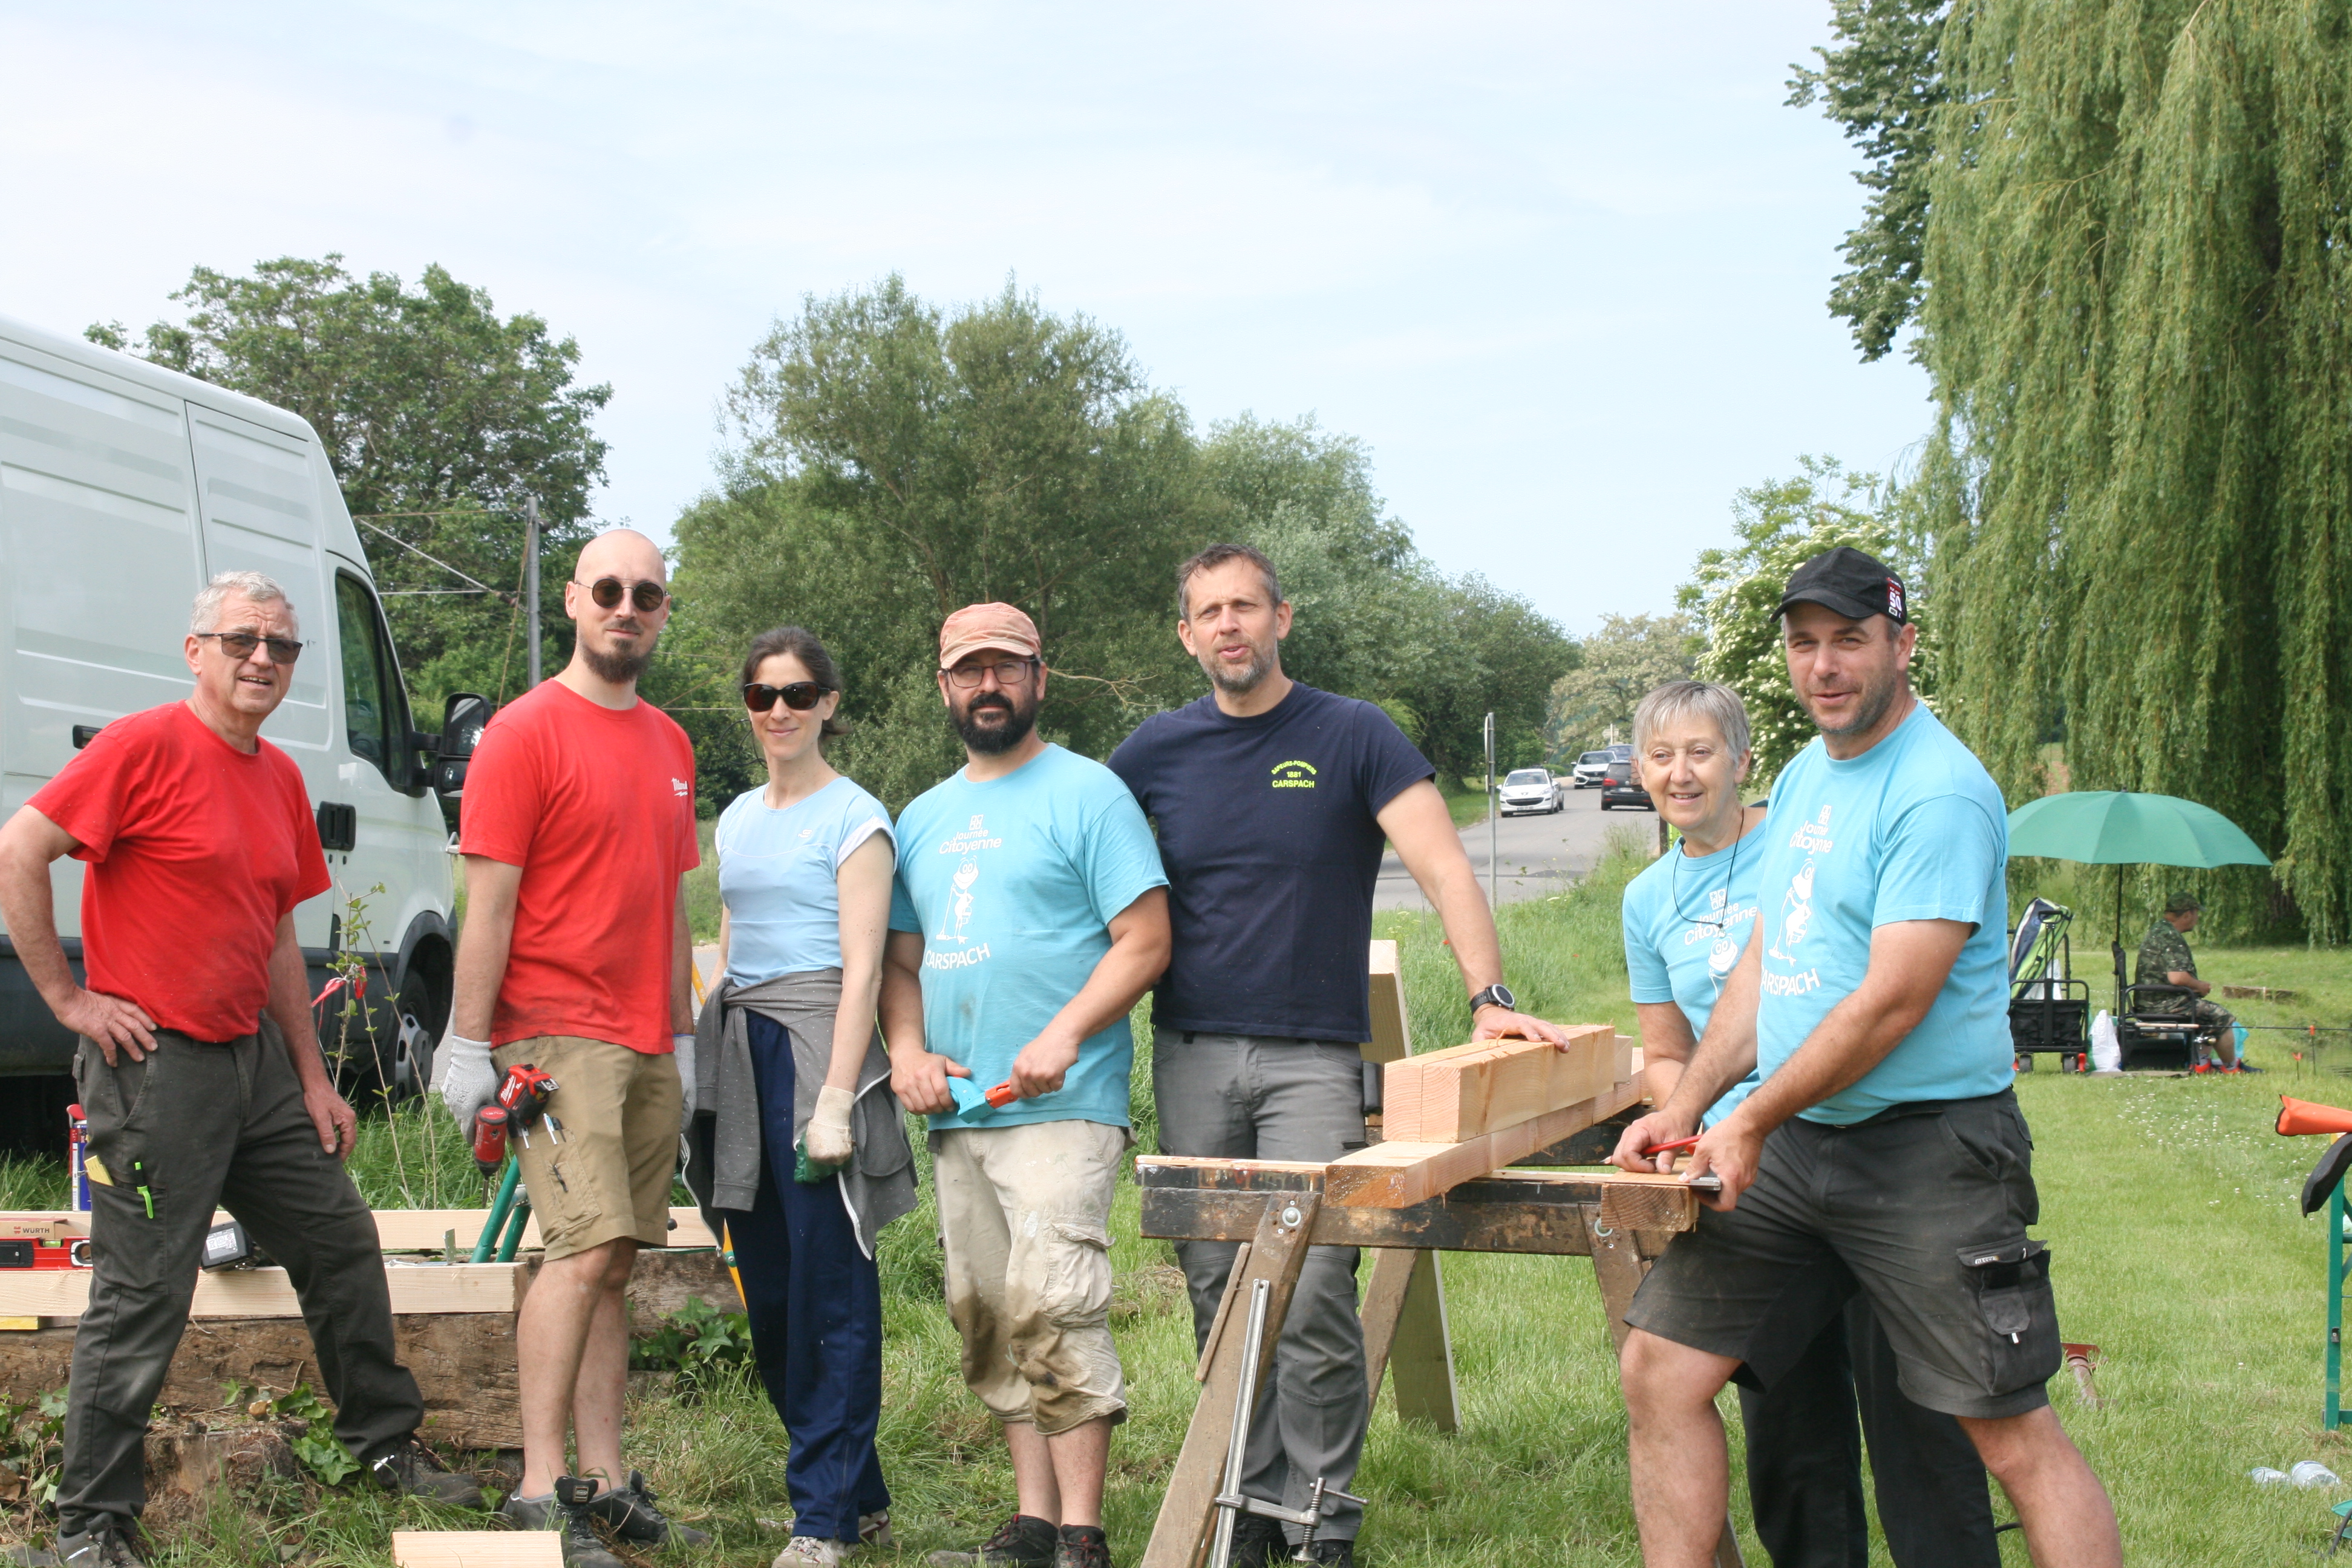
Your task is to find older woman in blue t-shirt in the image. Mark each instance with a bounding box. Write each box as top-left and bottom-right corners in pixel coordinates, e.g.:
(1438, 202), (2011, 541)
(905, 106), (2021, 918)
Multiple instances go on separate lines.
(698, 627), (912, 1568)
(1618, 681), (1996, 1568)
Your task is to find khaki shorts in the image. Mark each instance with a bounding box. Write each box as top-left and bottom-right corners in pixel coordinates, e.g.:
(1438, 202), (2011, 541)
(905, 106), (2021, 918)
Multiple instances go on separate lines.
(494, 1035), (681, 1262)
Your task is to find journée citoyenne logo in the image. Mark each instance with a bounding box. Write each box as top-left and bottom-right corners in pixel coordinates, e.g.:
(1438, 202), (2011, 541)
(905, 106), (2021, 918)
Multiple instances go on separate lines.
(1270, 759), (1318, 789)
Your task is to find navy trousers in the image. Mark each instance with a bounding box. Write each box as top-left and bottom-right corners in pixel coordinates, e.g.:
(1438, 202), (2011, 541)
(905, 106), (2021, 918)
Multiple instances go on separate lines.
(721, 1014), (890, 1541)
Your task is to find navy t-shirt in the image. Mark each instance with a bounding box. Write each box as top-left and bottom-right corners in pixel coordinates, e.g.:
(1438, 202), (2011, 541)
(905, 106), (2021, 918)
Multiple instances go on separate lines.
(1107, 682), (1436, 1042)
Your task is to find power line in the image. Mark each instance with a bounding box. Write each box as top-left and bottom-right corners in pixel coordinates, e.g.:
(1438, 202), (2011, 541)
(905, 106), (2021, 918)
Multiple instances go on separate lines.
(350, 515), (514, 603)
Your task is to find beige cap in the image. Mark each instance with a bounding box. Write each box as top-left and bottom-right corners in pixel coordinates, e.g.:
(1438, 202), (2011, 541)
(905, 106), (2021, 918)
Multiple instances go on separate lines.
(939, 602), (1041, 668)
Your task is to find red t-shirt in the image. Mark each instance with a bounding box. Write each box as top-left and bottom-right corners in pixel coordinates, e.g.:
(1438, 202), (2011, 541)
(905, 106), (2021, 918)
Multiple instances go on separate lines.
(27, 702), (332, 1043)
(459, 681), (699, 1052)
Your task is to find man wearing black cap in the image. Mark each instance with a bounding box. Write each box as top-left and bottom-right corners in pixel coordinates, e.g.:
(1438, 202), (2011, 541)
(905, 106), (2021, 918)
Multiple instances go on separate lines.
(1609, 546), (2120, 1567)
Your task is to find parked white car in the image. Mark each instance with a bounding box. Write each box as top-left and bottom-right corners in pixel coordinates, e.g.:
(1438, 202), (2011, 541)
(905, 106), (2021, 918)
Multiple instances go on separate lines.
(1498, 767), (1561, 817)
(1570, 750), (1612, 789)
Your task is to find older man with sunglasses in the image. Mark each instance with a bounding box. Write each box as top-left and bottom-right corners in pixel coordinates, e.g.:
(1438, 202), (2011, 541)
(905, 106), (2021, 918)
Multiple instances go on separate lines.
(0, 571), (480, 1568)
(434, 529), (705, 1568)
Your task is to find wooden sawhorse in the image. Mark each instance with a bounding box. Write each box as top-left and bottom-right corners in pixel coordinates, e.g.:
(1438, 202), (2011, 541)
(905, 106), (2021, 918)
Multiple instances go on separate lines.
(1134, 1154), (1743, 1568)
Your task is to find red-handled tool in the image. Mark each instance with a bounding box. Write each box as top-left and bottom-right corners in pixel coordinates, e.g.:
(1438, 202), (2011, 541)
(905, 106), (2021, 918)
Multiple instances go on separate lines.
(472, 1105), (511, 1174)
(984, 1080), (1019, 1109)
(1639, 1134), (1702, 1157)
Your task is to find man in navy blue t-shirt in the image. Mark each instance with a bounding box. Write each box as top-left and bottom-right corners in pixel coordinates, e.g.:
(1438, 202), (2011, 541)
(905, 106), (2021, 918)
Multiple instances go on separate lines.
(1108, 543), (1564, 1567)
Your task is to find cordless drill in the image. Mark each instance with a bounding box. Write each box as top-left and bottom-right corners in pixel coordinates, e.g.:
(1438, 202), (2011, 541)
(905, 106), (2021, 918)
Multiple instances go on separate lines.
(471, 1063), (560, 1173)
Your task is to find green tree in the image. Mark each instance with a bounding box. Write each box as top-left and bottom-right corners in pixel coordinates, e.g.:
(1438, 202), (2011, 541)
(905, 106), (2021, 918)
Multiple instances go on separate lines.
(1679, 457), (1930, 784)
(1788, 0), (1953, 362)
(1886, 0), (2352, 939)
(1548, 613), (1700, 760)
(88, 255), (611, 710)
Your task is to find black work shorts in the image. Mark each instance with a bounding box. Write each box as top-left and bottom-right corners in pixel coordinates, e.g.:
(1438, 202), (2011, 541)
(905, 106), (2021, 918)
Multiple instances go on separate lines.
(1624, 1088), (2061, 1420)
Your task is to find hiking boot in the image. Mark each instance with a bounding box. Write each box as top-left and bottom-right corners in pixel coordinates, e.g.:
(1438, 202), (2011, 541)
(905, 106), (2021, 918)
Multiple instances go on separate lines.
(500, 1478), (626, 1568)
(369, 1436), (486, 1508)
(1301, 1540), (1355, 1566)
(858, 1512), (892, 1549)
(1052, 1526), (1108, 1568)
(924, 1514), (1059, 1568)
(590, 1469), (711, 1547)
(772, 1540), (851, 1568)
(1228, 1512), (1288, 1568)
(56, 1525), (145, 1568)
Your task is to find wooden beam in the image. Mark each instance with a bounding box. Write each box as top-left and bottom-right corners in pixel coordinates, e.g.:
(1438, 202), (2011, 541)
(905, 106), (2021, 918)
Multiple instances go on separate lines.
(1360, 1249), (1459, 1430)
(1382, 1027), (1617, 1143)
(1325, 1077), (1646, 1208)
(392, 1533), (563, 1568)
(1140, 1193), (1321, 1568)
(0, 1261), (525, 1321)
(1364, 939), (1413, 1065)
(0, 1207), (719, 1255)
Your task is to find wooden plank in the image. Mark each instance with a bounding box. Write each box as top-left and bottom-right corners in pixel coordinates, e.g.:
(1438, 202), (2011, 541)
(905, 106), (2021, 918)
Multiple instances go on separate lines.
(393, 1532), (563, 1568)
(1597, 1180), (1700, 1234)
(1364, 939), (1413, 1065)
(1382, 1027), (1616, 1143)
(1141, 1194), (1321, 1568)
(0, 1262), (525, 1321)
(1193, 1241), (1250, 1382)
(1324, 1077), (1646, 1208)
(0, 1206), (718, 1254)
(1360, 1249), (1459, 1430)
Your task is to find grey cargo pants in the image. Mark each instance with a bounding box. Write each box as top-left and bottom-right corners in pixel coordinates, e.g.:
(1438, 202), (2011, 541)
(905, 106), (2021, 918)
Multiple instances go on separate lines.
(60, 1023), (424, 1534)
(1155, 1034), (1368, 1544)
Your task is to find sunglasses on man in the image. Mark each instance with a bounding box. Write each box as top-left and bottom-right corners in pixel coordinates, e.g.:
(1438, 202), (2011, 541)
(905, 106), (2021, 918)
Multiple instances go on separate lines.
(195, 632), (305, 664)
(575, 576), (671, 613)
(743, 681), (833, 713)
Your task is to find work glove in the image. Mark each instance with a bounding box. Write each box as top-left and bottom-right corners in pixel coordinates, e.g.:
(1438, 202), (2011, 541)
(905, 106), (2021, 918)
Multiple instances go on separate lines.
(434, 1031), (498, 1134)
(804, 1085), (856, 1168)
(673, 1033), (697, 1131)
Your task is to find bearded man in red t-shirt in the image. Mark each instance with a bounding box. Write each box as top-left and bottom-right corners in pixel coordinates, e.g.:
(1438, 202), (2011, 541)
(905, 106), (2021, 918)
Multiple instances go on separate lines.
(0, 570), (482, 1568)
(433, 528), (704, 1568)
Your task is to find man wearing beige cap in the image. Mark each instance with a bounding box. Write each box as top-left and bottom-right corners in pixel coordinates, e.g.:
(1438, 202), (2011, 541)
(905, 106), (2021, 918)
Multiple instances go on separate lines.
(880, 603), (1169, 1568)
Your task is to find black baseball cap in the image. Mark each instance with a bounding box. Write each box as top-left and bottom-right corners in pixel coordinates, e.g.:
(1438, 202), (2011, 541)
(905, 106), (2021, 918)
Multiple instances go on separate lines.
(1775, 545), (1908, 626)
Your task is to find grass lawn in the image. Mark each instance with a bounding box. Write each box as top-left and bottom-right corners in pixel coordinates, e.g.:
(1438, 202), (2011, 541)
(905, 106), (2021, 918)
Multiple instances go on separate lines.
(11, 838), (2352, 1566)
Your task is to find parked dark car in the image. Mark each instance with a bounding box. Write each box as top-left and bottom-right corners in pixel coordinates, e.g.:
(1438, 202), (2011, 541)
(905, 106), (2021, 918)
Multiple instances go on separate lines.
(1599, 759), (1652, 811)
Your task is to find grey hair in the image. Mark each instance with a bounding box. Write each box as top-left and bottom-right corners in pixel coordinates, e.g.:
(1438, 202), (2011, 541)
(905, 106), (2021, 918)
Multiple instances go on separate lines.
(1633, 680), (1752, 759)
(190, 570), (295, 636)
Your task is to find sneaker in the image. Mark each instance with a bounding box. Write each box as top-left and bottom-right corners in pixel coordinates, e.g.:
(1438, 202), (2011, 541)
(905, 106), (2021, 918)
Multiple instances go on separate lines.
(1229, 1512), (1288, 1568)
(590, 1469), (711, 1547)
(925, 1514), (1059, 1568)
(857, 1512), (892, 1549)
(56, 1526), (144, 1568)
(369, 1436), (486, 1508)
(1051, 1526), (1108, 1568)
(773, 1540), (851, 1568)
(1301, 1540), (1354, 1566)
(500, 1479), (626, 1568)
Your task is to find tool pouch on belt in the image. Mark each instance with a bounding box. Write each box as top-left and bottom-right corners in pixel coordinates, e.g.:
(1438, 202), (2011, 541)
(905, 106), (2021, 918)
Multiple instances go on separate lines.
(1958, 1238), (2061, 1390)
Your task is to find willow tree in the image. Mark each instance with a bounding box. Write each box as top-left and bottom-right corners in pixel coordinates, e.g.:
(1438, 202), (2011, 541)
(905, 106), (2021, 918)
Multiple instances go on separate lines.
(1873, 0), (2352, 939)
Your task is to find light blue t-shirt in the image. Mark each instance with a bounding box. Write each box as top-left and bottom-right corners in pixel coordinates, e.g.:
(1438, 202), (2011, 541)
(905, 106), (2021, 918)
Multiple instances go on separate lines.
(717, 776), (895, 984)
(1752, 702), (2013, 1123)
(888, 744), (1167, 1132)
(1621, 822), (1765, 1128)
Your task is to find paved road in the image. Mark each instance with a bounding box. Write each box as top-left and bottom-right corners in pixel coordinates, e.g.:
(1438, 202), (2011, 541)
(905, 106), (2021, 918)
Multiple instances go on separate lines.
(1375, 782), (1659, 910)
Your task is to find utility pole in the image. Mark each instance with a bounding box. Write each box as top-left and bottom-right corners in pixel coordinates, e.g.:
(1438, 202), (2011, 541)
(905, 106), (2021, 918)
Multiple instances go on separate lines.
(524, 495), (542, 688)
(1484, 711), (1498, 910)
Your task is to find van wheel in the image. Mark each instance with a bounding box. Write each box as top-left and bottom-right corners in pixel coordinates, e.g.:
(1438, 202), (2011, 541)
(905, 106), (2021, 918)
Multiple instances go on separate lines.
(387, 960), (448, 1104)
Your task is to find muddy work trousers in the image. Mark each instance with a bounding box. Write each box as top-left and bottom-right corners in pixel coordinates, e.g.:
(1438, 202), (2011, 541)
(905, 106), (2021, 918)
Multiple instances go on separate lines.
(59, 1025), (423, 1535)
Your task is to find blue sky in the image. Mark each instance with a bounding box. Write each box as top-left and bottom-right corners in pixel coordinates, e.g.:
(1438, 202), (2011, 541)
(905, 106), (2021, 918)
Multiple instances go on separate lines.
(0, 1), (1932, 634)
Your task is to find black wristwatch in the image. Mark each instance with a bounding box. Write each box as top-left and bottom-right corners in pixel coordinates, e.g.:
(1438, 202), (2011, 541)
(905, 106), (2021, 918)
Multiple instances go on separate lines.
(1468, 982), (1516, 1015)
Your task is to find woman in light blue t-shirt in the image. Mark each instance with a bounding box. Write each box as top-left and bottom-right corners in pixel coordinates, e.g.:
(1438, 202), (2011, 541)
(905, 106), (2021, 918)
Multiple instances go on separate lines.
(706, 627), (904, 1567)
(1618, 681), (1998, 1568)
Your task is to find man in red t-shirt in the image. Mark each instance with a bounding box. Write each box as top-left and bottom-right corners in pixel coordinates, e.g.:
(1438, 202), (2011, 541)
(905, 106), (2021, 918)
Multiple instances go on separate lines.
(0, 570), (481, 1568)
(434, 528), (701, 1567)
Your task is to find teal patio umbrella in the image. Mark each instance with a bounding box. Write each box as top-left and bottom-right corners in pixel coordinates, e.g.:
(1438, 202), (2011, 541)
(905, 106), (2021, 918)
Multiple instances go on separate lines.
(2005, 789), (2273, 1004)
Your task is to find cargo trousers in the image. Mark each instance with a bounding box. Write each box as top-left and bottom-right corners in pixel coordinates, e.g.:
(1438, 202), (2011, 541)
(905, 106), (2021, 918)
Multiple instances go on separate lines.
(1155, 1035), (1369, 1545)
(60, 1023), (424, 1534)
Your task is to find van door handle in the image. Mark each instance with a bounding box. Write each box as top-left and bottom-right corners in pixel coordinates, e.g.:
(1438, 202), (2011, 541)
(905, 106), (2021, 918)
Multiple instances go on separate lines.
(317, 802), (358, 852)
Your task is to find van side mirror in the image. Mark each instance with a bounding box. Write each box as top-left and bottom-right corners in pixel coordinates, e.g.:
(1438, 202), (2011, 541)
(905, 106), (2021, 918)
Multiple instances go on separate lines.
(431, 692), (494, 798)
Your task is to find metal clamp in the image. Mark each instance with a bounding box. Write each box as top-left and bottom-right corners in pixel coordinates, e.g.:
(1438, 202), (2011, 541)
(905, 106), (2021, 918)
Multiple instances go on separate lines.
(1206, 1279), (1366, 1568)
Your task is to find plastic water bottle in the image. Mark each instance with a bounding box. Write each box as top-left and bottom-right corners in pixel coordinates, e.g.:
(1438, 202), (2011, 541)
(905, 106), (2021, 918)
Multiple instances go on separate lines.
(2250, 1466), (2289, 1486)
(2292, 1461), (2342, 1488)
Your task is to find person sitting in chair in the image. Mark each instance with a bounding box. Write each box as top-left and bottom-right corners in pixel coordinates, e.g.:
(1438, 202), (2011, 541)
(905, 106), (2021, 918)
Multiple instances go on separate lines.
(2134, 893), (2248, 1071)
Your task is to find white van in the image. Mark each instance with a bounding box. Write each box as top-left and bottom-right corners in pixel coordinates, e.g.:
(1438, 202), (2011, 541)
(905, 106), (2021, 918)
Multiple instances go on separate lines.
(0, 311), (478, 1102)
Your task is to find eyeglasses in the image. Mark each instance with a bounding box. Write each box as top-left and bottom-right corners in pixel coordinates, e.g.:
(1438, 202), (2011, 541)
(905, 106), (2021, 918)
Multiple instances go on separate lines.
(743, 681), (831, 713)
(195, 632), (304, 664)
(575, 577), (670, 613)
(943, 658), (1037, 688)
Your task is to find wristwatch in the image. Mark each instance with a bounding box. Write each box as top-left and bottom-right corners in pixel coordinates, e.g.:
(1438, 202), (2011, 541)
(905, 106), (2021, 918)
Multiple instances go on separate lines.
(1468, 982), (1516, 1015)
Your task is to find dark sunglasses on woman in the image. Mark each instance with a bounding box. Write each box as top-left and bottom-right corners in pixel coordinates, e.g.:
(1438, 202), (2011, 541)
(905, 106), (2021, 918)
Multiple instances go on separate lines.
(576, 576), (671, 613)
(743, 681), (831, 713)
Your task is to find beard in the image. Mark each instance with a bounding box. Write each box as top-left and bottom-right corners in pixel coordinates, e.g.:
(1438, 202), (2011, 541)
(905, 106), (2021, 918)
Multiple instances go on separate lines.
(955, 689), (1039, 754)
(1805, 659), (1902, 737)
(582, 636), (652, 685)
(1198, 632), (1277, 694)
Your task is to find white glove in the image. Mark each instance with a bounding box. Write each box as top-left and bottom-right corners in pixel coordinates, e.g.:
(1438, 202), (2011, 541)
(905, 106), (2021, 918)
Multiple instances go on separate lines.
(805, 1085), (855, 1166)
(673, 1033), (697, 1130)
(435, 1031), (498, 1133)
